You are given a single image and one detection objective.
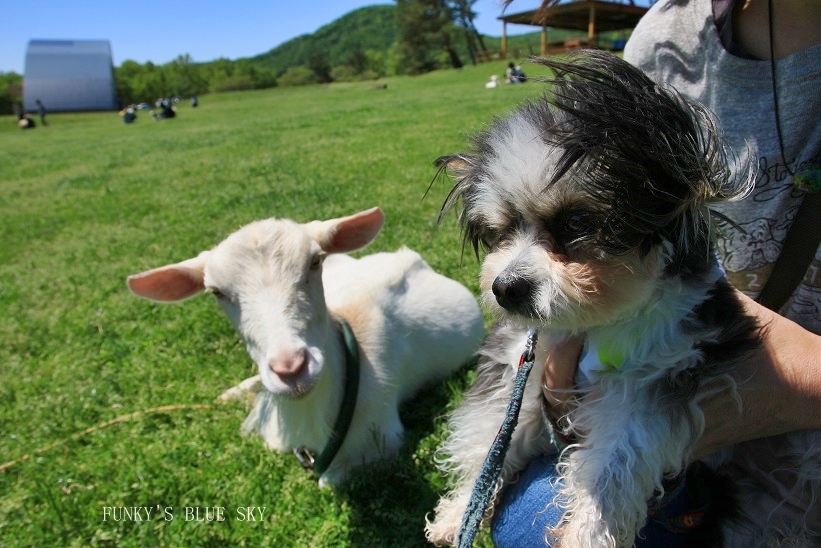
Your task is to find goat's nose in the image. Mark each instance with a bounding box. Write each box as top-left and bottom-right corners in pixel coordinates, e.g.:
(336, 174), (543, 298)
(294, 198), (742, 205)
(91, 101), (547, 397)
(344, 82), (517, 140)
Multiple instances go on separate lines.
(268, 348), (308, 378)
(492, 272), (533, 311)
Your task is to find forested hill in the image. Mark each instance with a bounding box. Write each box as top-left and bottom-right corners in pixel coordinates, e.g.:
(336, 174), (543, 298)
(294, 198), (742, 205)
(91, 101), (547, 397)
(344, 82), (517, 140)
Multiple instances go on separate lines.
(252, 4), (397, 76)
(3, 3), (549, 109)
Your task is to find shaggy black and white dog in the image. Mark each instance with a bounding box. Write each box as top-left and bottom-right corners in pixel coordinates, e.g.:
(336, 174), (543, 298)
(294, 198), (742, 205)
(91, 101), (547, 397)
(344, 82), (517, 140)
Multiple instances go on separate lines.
(425, 51), (821, 547)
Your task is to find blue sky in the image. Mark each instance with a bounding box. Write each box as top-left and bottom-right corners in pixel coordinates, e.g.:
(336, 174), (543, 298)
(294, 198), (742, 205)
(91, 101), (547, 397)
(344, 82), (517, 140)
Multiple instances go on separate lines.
(1, 0), (546, 74)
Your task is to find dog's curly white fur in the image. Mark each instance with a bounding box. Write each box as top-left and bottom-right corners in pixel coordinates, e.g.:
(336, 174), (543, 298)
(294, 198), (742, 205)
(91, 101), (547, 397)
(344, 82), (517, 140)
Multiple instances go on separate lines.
(426, 51), (821, 547)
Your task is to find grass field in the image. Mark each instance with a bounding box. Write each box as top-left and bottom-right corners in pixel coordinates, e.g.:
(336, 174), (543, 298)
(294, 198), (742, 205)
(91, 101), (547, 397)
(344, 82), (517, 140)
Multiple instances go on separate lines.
(0, 60), (548, 547)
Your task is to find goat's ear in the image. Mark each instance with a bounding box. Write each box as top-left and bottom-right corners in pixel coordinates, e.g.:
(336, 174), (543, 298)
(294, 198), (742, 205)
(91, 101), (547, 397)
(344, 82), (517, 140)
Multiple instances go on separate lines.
(310, 207), (385, 254)
(126, 252), (209, 302)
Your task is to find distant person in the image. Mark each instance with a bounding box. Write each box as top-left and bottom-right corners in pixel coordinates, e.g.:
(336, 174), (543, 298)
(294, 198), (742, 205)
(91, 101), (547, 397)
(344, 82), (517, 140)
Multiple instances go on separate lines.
(505, 62), (527, 84)
(18, 113), (35, 129)
(152, 98), (176, 120)
(35, 100), (47, 126)
(505, 62), (520, 83)
(120, 106), (137, 124)
(191, 96), (198, 107)
(162, 102), (176, 119)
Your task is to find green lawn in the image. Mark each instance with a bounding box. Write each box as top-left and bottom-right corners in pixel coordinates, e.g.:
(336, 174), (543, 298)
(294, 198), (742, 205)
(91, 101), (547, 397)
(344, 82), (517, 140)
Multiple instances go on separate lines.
(0, 60), (546, 547)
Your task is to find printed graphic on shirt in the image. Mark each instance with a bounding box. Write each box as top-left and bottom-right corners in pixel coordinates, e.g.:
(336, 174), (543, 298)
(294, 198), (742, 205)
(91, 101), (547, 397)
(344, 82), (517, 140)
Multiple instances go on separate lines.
(714, 153), (821, 328)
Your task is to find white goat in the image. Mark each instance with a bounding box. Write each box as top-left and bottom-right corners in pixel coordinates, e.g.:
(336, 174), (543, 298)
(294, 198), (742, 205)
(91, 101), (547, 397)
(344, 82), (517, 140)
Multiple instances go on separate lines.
(127, 207), (485, 487)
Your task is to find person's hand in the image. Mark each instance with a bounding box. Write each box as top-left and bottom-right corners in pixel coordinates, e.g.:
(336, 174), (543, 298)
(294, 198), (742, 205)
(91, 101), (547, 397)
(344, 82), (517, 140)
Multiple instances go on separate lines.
(541, 335), (584, 420)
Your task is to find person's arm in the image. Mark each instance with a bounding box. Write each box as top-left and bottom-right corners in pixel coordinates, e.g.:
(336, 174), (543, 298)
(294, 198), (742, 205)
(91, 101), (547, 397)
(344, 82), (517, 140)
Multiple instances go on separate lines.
(691, 291), (821, 458)
(541, 291), (821, 460)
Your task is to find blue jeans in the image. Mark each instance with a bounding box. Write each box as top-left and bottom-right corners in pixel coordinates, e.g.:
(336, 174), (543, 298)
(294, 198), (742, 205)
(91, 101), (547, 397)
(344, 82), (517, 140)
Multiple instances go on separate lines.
(491, 455), (713, 547)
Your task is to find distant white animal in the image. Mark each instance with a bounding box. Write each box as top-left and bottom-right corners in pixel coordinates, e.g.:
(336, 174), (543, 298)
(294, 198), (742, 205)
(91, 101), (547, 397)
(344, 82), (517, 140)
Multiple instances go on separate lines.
(127, 207), (485, 487)
(485, 75), (499, 89)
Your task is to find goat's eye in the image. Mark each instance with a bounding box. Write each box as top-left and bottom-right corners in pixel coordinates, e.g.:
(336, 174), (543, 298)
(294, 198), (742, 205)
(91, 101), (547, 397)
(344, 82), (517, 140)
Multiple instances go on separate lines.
(309, 252), (325, 271)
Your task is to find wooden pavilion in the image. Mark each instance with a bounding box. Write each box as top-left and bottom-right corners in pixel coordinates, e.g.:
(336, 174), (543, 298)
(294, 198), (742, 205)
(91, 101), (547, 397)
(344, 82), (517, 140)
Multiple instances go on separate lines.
(498, 0), (650, 58)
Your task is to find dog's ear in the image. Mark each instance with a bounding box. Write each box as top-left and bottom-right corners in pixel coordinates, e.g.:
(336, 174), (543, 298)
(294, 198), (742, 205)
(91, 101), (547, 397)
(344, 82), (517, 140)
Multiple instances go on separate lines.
(434, 155), (476, 179)
(435, 154), (480, 216)
(435, 154), (487, 256)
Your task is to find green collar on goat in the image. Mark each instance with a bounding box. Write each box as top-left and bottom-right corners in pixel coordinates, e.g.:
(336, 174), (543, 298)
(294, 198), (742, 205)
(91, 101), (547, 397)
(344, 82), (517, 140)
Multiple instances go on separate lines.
(293, 317), (360, 476)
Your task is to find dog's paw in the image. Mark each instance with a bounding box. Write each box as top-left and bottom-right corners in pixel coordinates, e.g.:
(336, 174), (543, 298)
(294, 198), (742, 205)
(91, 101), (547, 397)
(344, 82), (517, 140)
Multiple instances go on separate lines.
(558, 491), (629, 548)
(424, 518), (459, 547)
(425, 497), (469, 547)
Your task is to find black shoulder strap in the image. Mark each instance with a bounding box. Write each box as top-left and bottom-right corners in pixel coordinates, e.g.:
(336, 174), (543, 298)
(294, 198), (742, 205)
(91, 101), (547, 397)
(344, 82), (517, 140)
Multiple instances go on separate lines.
(756, 192), (821, 312)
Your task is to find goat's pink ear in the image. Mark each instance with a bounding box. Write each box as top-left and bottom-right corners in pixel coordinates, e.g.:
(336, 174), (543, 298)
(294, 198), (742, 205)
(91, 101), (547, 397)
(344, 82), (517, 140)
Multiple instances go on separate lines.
(314, 207), (385, 254)
(126, 253), (208, 302)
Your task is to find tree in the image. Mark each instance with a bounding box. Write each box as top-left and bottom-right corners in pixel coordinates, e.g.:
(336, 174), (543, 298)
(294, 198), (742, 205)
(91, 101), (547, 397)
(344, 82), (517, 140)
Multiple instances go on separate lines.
(307, 51), (333, 84)
(448, 0), (488, 64)
(0, 71), (22, 115)
(114, 60), (169, 104)
(170, 54), (209, 97)
(347, 48), (369, 74)
(278, 66), (317, 87)
(394, 0), (463, 75)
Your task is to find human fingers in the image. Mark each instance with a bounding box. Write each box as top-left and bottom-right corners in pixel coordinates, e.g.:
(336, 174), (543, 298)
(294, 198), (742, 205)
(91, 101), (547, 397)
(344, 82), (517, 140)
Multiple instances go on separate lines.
(541, 335), (584, 415)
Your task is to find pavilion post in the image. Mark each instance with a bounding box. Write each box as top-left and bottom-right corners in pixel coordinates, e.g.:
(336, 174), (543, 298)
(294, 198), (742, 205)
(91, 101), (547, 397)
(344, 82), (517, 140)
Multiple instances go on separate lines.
(588, 2), (597, 48)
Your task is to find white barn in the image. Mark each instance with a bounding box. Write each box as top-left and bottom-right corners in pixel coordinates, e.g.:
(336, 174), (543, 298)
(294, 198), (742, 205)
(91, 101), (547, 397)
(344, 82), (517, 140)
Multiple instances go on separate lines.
(24, 40), (116, 112)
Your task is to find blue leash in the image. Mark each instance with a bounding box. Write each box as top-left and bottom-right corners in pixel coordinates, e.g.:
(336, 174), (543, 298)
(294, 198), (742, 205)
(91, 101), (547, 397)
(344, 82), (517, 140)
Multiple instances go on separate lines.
(457, 328), (539, 547)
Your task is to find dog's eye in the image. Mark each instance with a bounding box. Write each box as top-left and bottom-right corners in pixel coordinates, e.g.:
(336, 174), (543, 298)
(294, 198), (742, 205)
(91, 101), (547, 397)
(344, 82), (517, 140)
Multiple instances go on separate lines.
(561, 212), (595, 237)
(467, 223), (498, 252)
(562, 213), (593, 235)
(480, 235), (498, 250)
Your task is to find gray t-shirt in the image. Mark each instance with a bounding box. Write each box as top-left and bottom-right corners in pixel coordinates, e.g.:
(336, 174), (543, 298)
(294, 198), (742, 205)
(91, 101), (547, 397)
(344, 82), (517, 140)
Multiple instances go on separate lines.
(624, 0), (821, 333)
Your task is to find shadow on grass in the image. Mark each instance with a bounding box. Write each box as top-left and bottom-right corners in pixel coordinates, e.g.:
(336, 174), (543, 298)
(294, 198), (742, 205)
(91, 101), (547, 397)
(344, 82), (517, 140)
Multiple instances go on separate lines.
(338, 367), (473, 548)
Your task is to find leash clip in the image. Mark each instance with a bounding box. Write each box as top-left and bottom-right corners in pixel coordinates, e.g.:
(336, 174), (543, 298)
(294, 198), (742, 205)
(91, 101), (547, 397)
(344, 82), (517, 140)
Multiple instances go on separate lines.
(519, 328), (538, 367)
(293, 447), (315, 470)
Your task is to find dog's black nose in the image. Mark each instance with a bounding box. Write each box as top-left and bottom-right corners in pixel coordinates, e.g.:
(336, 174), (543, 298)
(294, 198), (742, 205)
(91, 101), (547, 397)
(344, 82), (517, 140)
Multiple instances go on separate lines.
(492, 273), (533, 311)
